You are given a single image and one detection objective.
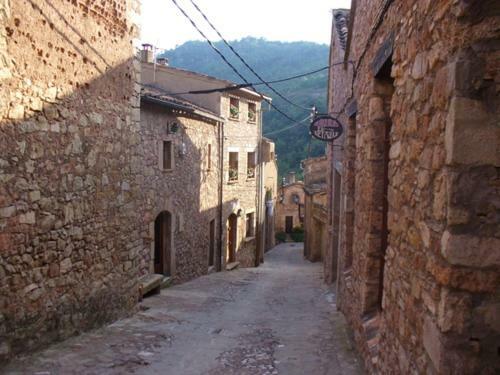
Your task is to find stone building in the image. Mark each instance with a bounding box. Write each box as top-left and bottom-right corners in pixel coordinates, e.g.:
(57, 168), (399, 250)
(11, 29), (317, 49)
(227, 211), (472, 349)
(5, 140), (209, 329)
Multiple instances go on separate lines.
(262, 137), (278, 252)
(326, 1), (500, 373)
(303, 156), (328, 262)
(141, 58), (270, 269)
(0, 0), (141, 361)
(139, 88), (223, 287)
(275, 173), (304, 234)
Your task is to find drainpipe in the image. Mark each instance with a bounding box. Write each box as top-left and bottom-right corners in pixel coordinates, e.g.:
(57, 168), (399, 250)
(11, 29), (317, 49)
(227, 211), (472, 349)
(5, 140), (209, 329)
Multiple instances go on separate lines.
(217, 120), (224, 272)
(255, 108), (265, 266)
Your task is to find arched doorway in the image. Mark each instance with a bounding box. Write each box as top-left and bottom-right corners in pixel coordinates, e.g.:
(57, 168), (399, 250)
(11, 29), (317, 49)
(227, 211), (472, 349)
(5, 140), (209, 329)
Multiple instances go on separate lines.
(154, 211), (172, 276)
(227, 214), (237, 263)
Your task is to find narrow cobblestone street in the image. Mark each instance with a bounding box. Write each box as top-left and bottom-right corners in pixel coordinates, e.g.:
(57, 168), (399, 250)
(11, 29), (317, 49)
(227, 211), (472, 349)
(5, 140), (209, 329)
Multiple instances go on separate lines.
(4, 243), (362, 375)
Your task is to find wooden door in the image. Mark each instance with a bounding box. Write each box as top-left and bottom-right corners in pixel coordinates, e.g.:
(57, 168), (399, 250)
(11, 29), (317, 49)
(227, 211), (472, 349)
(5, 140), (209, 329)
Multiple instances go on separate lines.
(154, 211), (171, 276)
(227, 214), (237, 262)
(285, 216), (293, 233)
(209, 219), (215, 267)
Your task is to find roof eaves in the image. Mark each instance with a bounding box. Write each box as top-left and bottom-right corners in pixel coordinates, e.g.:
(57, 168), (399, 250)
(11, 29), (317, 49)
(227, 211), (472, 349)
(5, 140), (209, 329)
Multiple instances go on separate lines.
(332, 9), (350, 51)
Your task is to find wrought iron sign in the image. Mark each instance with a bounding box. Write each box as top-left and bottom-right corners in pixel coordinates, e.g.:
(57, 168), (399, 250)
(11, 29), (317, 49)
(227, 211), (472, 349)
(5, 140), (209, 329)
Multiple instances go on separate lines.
(309, 115), (343, 141)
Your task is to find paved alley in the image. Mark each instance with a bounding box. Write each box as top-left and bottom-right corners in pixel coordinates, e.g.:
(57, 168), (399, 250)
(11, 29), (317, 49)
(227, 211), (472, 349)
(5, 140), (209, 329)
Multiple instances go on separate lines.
(4, 243), (362, 375)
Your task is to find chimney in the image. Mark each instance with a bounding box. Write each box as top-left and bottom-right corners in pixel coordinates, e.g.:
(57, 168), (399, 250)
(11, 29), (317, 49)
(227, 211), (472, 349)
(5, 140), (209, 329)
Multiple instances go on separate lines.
(287, 171), (296, 184)
(156, 57), (169, 66)
(141, 43), (154, 63)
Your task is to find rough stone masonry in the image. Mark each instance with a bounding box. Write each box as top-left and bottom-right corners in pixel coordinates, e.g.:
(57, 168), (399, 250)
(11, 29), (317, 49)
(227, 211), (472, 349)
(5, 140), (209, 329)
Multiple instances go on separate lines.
(327, 1), (500, 374)
(0, 0), (141, 362)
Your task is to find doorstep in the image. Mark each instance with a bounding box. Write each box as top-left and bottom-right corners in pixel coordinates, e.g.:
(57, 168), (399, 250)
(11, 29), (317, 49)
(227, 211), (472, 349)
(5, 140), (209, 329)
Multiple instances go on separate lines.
(226, 261), (240, 271)
(139, 273), (164, 297)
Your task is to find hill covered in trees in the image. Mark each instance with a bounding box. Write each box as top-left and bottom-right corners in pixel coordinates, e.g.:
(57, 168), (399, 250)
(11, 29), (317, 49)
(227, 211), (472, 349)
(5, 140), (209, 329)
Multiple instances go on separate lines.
(161, 37), (329, 178)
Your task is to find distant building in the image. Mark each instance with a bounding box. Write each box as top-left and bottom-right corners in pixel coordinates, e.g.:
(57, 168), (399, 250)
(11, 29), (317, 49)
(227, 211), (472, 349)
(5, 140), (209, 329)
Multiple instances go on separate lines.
(139, 88), (223, 287)
(141, 55), (271, 270)
(262, 138), (278, 252)
(303, 156), (328, 262)
(326, 2), (500, 374)
(275, 172), (304, 235)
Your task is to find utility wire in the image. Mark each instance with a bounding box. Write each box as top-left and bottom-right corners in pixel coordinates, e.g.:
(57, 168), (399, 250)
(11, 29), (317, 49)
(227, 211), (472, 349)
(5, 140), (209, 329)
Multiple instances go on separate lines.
(263, 115), (311, 137)
(169, 0), (301, 124)
(143, 63), (334, 96)
(187, 0), (310, 111)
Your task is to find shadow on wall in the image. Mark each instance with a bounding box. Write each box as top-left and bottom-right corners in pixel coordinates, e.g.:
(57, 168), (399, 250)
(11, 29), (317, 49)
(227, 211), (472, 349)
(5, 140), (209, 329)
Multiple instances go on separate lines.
(0, 0), (141, 362)
(139, 101), (223, 284)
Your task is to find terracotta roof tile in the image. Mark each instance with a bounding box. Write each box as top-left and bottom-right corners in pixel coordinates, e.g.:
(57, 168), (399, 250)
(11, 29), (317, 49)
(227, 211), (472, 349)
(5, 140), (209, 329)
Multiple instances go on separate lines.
(333, 9), (350, 51)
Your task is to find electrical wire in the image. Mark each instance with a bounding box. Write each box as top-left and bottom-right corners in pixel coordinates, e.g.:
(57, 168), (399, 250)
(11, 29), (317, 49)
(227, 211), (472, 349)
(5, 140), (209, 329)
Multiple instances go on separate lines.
(169, 0), (302, 124)
(143, 63), (336, 96)
(188, 0), (310, 111)
(263, 115), (311, 137)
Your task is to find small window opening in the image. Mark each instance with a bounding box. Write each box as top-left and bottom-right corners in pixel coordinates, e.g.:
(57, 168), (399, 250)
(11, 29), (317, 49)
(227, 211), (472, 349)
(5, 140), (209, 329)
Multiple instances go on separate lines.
(230, 97), (239, 119)
(162, 140), (173, 170)
(247, 152), (256, 179)
(248, 102), (257, 123)
(207, 144), (212, 171)
(229, 152), (239, 181)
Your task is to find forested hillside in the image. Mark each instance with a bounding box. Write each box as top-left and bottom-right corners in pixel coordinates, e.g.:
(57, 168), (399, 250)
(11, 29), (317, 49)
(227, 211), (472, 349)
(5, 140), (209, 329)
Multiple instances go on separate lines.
(160, 37), (329, 178)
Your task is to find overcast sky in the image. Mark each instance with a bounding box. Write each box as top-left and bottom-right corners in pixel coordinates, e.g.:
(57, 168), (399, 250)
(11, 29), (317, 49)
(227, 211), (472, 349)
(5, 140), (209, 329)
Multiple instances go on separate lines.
(140, 0), (352, 51)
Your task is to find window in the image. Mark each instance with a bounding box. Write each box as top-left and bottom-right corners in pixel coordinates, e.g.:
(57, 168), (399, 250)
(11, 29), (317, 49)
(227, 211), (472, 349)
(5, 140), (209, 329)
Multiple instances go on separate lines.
(247, 152), (256, 179)
(248, 102), (256, 123)
(246, 212), (255, 238)
(207, 144), (212, 171)
(229, 97), (239, 119)
(162, 140), (173, 170)
(229, 152), (238, 181)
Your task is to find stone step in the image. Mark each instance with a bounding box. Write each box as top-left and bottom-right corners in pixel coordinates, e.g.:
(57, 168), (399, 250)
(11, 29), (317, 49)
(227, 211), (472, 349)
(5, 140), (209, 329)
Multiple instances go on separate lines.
(138, 274), (164, 298)
(161, 276), (172, 289)
(226, 261), (240, 271)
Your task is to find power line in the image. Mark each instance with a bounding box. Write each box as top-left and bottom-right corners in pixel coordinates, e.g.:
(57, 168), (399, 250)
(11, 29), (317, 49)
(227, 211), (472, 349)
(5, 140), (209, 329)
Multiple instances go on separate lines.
(263, 115), (311, 137)
(187, 0), (310, 111)
(145, 63), (334, 96)
(169, 0), (302, 124)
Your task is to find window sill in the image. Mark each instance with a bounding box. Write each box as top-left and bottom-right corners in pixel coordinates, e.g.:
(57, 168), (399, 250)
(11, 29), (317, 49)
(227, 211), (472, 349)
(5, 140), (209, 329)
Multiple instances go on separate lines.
(162, 168), (174, 172)
(244, 236), (255, 242)
(228, 117), (240, 122)
(227, 180), (238, 185)
(246, 177), (255, 181)
(247, 120), (256, 124)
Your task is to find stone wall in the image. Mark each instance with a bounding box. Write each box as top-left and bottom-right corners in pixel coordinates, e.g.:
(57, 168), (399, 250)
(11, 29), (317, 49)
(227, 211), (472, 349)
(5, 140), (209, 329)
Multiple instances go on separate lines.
(0, 0), (141, 361)
(220, 94), (262, 268)
(139, 102), (221, 283)
(262, 138), (277, 252)
(329, 0), (500, 373)
(275, 183), (304, 233)
(303, 156), (329, 262)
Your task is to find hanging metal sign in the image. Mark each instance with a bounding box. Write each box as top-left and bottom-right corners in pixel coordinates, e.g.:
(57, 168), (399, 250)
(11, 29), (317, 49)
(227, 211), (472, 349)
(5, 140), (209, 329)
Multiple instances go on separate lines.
(310, 115), (343, 141)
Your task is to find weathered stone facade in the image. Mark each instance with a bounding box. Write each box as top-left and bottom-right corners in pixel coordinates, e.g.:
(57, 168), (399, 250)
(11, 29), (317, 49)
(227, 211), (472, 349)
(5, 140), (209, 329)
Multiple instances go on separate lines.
(140, 62), (267, 269)
(0, 0), (141, 362)
(303, 156), (329, 262)
(262, 138), (278, 252)
(275, 179), (304, 234)
(327, 1), (500, 373)
(139, 90), (223, 284)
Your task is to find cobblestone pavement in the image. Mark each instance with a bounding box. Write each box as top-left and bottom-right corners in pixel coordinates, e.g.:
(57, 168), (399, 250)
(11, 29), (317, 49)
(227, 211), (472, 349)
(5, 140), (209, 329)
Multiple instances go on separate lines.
(4, 243), (363, 375)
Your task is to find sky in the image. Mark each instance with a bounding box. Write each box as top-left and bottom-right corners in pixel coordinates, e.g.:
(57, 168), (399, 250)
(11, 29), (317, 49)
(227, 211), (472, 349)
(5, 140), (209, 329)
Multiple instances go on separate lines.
(140, 0), (352, 51)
